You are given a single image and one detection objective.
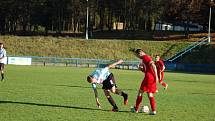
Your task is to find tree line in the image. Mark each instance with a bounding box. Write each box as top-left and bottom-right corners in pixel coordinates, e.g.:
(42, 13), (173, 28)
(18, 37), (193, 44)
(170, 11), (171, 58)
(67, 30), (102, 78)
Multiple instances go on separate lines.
(0, 0), (214, 35)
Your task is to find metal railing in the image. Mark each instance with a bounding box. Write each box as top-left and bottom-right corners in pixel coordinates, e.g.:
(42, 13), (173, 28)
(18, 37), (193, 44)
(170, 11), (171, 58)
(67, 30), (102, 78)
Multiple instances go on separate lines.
(8, 55), (141, 70)
(166, 37), (209, 62)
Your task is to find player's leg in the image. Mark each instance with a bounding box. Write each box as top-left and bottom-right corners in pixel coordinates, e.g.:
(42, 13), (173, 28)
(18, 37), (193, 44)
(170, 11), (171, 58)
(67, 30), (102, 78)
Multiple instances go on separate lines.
(109, 73), (128, 105)
(147, 92), (156, 115)
(103, 89), (118, 112)
(112, 88), (128, 105)
(159, 72), (168, 89)
(131, 89), (144, 113)
(0, 63), (4, 81)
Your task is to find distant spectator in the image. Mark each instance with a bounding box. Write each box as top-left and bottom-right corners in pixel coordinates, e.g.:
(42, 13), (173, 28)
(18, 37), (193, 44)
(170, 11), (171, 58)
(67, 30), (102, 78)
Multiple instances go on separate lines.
(0, 43), (6, 81)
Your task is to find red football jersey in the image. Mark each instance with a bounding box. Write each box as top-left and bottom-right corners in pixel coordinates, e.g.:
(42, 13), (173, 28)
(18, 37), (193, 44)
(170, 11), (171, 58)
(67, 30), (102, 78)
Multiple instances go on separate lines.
(140, 55), (157, 93)
(155, 59), (164, 72)
(142, 55), (154, 74)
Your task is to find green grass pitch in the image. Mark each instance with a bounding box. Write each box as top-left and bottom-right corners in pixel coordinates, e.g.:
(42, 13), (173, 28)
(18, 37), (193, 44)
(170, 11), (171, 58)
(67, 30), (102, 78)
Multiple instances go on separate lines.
(0, 65), (215, 121)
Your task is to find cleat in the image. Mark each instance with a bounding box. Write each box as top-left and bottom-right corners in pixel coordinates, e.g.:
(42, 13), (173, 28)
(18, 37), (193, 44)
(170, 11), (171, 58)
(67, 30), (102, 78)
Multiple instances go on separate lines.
(130, 106), (138, 113)
(164, 84), (168, 90)
(149, 111), (156, 115)
(123, 94), (128, 105)
(111, 108), (119, 112)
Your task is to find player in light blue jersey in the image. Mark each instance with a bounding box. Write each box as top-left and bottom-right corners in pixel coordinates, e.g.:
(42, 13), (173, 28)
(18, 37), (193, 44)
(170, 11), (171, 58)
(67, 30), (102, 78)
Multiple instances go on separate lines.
(87, 59), (128, 112)
(0, 43), (6, 81)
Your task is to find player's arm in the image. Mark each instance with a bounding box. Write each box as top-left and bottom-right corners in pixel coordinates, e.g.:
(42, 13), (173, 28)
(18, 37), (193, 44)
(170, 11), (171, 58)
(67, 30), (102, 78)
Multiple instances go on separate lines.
(92, 83), (101, 108)
(160, 61), (165, 72)
(0, 51), (6, 60)
(149, 61), (159, 82)
(107, 59), (123, 69)
(138, 63), (145, 72)
(161, 65), (165, 72)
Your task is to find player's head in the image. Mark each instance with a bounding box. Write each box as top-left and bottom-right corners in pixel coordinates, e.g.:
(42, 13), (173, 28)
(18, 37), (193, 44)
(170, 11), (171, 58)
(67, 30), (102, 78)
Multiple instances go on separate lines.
(129, 48), (145, 58)
(155, 55), (160, 61)
(87, 75), (96, 83)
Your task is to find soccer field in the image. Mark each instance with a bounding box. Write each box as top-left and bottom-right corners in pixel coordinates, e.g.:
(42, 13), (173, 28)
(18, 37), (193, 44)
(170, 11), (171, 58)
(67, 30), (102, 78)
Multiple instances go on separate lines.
(0, 65), (215, 121)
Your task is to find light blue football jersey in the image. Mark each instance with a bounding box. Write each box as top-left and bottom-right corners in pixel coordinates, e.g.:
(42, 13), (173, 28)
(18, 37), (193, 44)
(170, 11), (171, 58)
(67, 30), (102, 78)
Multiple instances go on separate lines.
(90, 67), (111, 84)
(0, 48), (6, 63)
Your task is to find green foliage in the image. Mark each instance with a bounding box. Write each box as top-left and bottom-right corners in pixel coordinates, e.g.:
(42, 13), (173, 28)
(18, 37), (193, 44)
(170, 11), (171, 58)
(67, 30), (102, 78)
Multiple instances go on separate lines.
(0, 36), (191, 60)
(0, 0), (214, 34)
(0, 65), (215, 121)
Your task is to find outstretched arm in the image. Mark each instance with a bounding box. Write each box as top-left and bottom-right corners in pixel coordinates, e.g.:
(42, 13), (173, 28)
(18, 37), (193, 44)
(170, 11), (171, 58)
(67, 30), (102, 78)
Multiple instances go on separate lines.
(107, 59), (123, 69)
(92, 83), (101, 108)
(93, 88), (101, 108)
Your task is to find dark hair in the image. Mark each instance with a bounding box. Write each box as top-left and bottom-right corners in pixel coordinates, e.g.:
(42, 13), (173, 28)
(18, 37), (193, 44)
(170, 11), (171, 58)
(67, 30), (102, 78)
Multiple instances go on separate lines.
(129, 48), (142, 54)
(0, 43), (3, 45)
(87, 75), (93, 83)
(135, 49), (142, 54)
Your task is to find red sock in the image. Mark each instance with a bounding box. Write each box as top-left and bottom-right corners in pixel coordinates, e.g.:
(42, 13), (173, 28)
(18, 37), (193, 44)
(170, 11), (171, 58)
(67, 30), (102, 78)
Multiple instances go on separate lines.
(149, 97), (156, 111)
(135, 96), (142, 111)
(160, 81), (167, 87)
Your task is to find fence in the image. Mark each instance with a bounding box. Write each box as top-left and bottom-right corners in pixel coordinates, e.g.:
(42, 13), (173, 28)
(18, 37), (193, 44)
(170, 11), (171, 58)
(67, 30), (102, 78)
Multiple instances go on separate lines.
(7, 56), (215, 73)
(7, 56), (140, 70)
(165, 62), (215, 73)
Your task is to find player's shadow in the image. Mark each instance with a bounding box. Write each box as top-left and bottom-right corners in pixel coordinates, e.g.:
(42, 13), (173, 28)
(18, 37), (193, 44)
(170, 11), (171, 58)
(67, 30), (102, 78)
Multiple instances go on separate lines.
(55, 85), (136, 91)
(0, 100), (103, 111)
(0, 100), (130, 113)
(56, 84), (93, 89)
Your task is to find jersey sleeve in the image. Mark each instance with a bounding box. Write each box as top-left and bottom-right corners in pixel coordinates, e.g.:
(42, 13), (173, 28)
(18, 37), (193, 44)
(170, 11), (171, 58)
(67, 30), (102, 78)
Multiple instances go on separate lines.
(159, 60), (164, 66)
(142, 55), (152, 65)
(158, 60), (165, 70)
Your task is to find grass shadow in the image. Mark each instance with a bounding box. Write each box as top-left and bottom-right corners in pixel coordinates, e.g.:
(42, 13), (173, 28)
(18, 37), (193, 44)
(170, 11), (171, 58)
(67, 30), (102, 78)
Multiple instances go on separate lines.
(56, 85), (93, 89)
(191, 92), (215, 96)
(0, 100), (103, 111)
(0, 100), (131, 113)
(172, 79), (214, 84)
(56, 85), (136, 91)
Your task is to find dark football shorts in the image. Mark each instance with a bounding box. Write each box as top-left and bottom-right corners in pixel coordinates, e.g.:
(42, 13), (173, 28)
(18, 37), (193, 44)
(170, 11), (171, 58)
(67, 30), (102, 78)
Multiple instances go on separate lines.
(102, 73), (117, 90)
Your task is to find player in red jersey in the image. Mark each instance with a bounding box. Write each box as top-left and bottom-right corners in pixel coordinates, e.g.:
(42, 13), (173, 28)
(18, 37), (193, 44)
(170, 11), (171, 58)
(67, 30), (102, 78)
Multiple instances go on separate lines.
(130, 48), (159, 115)
(155, 55), (168, 89)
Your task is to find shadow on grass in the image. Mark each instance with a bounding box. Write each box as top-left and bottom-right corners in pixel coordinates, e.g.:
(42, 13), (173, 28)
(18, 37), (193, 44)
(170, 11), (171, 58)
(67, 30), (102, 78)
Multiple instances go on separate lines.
(56, 85), (93, 89)
(55, 85), (136, 91)
(0, 100), (130, 113)
(172, 79), (214, 84)
(191, 92), (215, 96)
(172, 80), (199, 83)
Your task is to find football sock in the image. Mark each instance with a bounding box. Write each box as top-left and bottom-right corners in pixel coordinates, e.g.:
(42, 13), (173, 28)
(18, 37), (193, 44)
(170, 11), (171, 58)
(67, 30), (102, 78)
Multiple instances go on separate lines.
(1, 73), (4, 80)
(135, 96), (142, 111)
(149, 97), (156, 111)
(116, 90), (127, 98)
(107, 97), (118, 109)
(161, 81), (167, 88)
(115, 89), (123, 95)
(121, 91), (128, 97)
